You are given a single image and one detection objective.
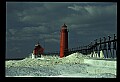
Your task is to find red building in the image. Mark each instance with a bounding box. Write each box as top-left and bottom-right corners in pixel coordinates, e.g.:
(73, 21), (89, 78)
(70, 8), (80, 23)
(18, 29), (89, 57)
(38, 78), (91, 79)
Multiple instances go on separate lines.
(33, 42), (44, 58)
(60, 23), (69, 58)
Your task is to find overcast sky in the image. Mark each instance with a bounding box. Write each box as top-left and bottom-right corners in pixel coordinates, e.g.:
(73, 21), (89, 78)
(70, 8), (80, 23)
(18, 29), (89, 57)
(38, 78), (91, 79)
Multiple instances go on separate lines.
(6, 2), (117, 59)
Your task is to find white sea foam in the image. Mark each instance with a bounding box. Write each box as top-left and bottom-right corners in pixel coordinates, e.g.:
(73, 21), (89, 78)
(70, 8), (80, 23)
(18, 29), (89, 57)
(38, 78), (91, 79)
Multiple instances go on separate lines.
(5, 52), (116, 78)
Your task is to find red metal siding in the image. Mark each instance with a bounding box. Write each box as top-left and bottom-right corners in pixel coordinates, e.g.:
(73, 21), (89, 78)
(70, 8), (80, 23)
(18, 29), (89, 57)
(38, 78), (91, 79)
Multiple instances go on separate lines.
(33, 44), (44, 55)
(60, 24), (68, 58)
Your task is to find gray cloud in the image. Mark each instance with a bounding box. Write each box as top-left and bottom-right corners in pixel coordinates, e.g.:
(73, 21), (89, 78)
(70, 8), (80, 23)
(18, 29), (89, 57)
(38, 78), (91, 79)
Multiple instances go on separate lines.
(45, 38), (59, 43)
(6, 2), (117, 58)
(7, 25), (60, 42)
(22, 26), (48, 33)
(8, 29), (17, 35)
(65, 4), (117, 24)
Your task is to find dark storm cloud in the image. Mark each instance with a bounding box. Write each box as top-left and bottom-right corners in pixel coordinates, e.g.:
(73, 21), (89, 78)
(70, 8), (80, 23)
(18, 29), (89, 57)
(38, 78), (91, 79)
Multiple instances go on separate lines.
(66, 3), (117, 41)
(7, 25), (59, 41)
(6, 2), (45, 13)
(16, 3), (71, 25)
(6, 2), (117, 58)
(67, 3), (116, 24)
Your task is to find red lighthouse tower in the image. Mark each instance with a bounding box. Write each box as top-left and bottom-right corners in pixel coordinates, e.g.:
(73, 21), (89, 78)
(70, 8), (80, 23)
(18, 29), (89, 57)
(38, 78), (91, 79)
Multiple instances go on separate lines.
(60, 23), (68, 58)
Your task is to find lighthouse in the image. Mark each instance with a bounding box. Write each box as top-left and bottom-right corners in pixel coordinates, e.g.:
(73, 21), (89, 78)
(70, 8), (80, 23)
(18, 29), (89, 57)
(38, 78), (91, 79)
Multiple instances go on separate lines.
(60, 23), (69, 58)
(32, 42), (44, 59)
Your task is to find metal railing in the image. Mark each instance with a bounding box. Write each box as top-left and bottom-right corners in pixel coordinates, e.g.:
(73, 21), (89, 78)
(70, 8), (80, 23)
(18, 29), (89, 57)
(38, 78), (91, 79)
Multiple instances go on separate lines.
(45, 34), (117, 59)
(67, 34), (117, 58)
